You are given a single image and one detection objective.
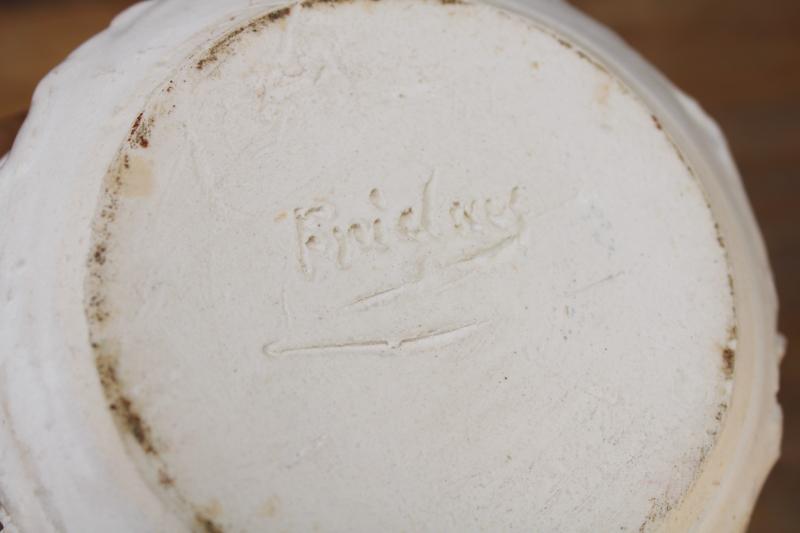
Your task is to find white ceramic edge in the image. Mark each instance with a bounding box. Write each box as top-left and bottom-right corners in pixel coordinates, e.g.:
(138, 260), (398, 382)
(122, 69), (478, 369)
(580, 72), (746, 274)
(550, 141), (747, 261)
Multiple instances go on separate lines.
(0, 1), (782, 531)
(0, 2), (288, 530)
(488, 5), (783, 530)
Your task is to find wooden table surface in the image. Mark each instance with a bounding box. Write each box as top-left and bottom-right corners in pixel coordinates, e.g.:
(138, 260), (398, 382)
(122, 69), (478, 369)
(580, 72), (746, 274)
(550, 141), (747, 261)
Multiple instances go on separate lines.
(1, 1), (797, 531)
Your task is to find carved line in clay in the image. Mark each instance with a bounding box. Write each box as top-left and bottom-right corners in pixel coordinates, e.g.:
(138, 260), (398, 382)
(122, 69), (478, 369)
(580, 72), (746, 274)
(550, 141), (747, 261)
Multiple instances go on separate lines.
(263, 321), (487, 357)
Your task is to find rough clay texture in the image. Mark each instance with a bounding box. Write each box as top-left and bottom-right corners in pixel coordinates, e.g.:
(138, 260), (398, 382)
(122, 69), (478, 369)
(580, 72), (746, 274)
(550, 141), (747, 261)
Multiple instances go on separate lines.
(0, 0), (781, 532)
(85, 1), (734, 532)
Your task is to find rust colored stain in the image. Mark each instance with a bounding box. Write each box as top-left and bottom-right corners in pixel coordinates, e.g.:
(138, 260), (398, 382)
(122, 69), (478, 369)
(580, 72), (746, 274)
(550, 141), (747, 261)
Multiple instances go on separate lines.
(95, 348), (157, 455)
(128, 112), (154, 149)
(196, 5), (296, 71)
(195, 513), (225, 533)
(723, 347), (735, 376)
(652, 114), (663, 130)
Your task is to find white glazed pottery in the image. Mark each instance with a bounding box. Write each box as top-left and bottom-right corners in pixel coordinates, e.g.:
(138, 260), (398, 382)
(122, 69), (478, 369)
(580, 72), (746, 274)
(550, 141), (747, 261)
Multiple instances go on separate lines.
(0, 1), (783, 532)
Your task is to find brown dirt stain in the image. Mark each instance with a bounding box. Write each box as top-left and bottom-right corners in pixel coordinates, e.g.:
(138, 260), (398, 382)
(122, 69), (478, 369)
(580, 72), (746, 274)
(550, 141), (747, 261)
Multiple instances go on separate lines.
(95, 344), (157, 455)
(158, 468), (175, 487)
(118, 155), (154, 198)
(196, 6), (294, 71)
(195, 501), (225, 533)
(128, 112), (154, 149)
(652, 114), (663, 130)
(722, 324), (737, 379)
(195, 513), (225, 533)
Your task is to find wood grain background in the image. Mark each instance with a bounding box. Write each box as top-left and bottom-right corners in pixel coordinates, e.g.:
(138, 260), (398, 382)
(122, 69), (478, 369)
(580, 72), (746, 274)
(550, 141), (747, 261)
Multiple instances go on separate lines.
(1, 1), (797, 531)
